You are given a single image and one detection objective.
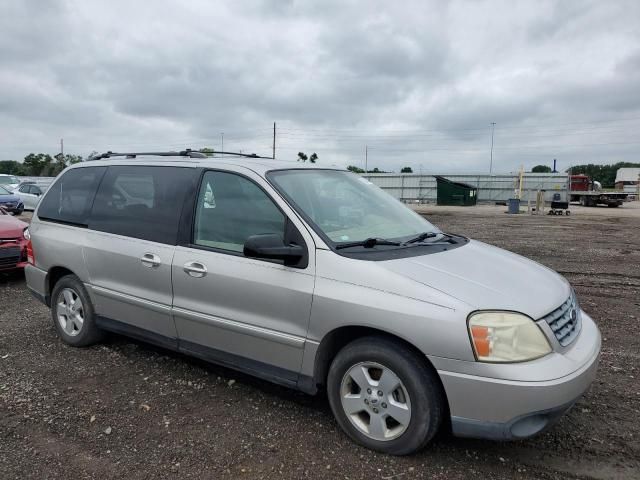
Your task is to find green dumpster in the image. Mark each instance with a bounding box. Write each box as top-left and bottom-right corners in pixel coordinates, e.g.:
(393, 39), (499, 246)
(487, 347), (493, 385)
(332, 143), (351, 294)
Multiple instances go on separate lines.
(434, 176), (478, 206)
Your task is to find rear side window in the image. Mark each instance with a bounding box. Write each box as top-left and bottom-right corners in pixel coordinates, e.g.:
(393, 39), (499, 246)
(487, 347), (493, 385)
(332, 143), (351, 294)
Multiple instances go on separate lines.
(89, 166), (194, 244)
(37, 167), (106, 225)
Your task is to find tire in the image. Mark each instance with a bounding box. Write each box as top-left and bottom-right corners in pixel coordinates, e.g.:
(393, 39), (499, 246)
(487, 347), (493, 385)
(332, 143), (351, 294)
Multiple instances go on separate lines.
(327, 336), (445, 455)
(51, 274), (104, 347)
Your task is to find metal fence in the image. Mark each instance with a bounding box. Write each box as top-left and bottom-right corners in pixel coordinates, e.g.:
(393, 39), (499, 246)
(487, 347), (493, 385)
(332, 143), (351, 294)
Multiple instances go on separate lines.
(361, 173), (570, 204)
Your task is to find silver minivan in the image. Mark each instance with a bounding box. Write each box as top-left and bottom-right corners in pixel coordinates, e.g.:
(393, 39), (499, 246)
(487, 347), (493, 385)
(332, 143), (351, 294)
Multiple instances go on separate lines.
(25, 152), (600, 455)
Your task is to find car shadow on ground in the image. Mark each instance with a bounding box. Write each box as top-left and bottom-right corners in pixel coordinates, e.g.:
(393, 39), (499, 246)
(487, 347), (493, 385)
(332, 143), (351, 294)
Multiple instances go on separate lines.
(0, 269), (25, 285)
(99, 332), (511, 450)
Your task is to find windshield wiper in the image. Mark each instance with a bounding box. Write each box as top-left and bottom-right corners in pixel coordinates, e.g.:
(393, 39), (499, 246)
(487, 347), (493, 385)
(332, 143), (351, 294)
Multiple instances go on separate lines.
(335, 237), (402, 250)
(402, 232), (440, 245)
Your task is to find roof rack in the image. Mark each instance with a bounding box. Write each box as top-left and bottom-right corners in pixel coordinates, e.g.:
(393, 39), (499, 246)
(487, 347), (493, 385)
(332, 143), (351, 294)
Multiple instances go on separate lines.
(91, 149), (273, 160)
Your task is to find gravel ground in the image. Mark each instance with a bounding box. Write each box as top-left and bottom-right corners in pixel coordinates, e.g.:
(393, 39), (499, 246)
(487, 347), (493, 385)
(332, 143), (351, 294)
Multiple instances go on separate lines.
(1, 207), (639, 479)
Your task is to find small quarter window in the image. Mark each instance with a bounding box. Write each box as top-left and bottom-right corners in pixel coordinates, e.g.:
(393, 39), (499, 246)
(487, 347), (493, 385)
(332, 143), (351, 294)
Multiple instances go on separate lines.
(37, 167), (106, 225)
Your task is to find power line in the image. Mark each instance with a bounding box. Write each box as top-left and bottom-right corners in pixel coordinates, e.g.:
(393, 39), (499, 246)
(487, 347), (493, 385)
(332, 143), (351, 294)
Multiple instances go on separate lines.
(277, 115), (640, 134)
(274, 140), (640, 152)
(275, 125), (638, 141)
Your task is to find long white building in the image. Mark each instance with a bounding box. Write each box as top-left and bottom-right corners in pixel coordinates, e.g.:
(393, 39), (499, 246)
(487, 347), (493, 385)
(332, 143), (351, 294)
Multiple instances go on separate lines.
(362, 172), (570, 204)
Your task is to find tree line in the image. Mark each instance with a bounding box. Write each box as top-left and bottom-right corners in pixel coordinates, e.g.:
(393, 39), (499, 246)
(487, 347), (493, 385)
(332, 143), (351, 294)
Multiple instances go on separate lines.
(347, 166), (413, 173)
(566, 162), (640, 187)
(531, 162), (640, 186)
(0, 152), (90, 177)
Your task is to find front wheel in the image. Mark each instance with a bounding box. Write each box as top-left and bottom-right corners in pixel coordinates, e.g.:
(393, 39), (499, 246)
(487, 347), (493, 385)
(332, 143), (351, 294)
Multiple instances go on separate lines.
(327, 336), (445, 455)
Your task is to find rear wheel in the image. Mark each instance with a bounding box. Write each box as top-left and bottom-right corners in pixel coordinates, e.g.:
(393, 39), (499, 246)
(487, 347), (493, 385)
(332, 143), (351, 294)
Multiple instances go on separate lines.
(327, 336), (444, 455)
(51, 274), (104, 347)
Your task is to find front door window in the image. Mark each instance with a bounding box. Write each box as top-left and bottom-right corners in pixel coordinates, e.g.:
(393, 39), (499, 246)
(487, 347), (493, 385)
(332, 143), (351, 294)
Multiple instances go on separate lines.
(194, 171), (285, 253)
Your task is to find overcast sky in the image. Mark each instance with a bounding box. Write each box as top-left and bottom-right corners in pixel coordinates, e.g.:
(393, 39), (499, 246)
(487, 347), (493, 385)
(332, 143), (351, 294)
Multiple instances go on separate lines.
(1, 0), (639, 173)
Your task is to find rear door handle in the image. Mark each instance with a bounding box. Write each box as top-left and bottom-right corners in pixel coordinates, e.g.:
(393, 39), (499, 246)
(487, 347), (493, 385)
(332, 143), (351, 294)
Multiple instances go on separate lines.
(184, 261), (207, 278)
(141, 253), (161, 268)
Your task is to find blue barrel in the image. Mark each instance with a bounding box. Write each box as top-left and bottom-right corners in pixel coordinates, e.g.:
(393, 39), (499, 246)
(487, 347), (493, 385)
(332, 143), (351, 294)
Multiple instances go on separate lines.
(508, 198), (520, 214)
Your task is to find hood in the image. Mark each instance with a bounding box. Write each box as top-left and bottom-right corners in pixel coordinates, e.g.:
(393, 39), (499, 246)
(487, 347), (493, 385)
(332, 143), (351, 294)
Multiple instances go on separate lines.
(381, 240), (570, 319)
(0, 214), (27, 237)
(0, 193), (21, 203)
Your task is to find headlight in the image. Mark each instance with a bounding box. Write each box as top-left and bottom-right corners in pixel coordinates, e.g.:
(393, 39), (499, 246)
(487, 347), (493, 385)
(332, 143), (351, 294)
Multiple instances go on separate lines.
(468, 311), (552, 363)
(23, 227), (30, 240)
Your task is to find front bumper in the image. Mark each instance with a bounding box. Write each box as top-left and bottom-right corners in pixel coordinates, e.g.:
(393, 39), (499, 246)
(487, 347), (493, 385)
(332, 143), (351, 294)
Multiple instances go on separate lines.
(432, 311), (601, 440)
(0, 260), (27, 271)
(0, 202), (24, 214)
(0, 243), (28, 271)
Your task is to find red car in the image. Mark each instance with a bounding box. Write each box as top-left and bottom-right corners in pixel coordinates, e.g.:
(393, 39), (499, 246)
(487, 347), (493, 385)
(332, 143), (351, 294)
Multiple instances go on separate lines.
(0, 206), (29, 271)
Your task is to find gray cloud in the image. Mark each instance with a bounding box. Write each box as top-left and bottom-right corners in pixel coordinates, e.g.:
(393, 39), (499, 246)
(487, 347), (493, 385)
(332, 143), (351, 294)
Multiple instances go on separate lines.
(1, 0), (639, 172)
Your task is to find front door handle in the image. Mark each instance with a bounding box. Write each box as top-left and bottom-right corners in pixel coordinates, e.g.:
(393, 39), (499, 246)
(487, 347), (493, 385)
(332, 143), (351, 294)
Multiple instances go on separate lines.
(141, 253), (161, 268)
(184, 261), (207, 278)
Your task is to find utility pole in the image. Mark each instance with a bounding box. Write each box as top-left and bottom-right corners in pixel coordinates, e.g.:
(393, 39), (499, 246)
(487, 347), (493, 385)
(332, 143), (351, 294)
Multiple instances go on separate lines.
(221, 133), (224, 157)
(489, 122), (496, 174)
(60, 138), (64, 158)
(365, 145), (368, 172)
(273, 122), (276, 159)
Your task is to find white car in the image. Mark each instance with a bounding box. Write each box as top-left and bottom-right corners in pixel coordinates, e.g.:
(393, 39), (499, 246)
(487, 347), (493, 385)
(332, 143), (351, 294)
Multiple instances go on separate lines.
(14, 183), (48, 210)
(0, 174), (20, 192)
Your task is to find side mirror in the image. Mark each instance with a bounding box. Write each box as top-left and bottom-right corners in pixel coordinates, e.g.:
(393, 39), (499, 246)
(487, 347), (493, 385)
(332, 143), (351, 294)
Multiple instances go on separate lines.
(244, 233), (304, 265)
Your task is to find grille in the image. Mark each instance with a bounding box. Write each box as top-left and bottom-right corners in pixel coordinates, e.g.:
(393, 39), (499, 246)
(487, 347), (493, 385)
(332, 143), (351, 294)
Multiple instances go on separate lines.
(540, 294), (581, 346)
(0, 246), (20, 267)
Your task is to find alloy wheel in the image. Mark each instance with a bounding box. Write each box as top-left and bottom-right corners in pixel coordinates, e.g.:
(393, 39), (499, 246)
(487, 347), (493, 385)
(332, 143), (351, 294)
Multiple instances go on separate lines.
(56, 288), (84, 337)
(340, 362), (412, 441)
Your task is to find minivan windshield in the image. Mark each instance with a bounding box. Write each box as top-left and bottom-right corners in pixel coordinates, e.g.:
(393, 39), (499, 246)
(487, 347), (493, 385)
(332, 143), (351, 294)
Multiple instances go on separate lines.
(268, 169), (439, 246)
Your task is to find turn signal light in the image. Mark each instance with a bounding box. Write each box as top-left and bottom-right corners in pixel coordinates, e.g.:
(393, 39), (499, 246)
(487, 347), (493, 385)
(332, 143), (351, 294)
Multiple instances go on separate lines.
(470, 325), (491, 357)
